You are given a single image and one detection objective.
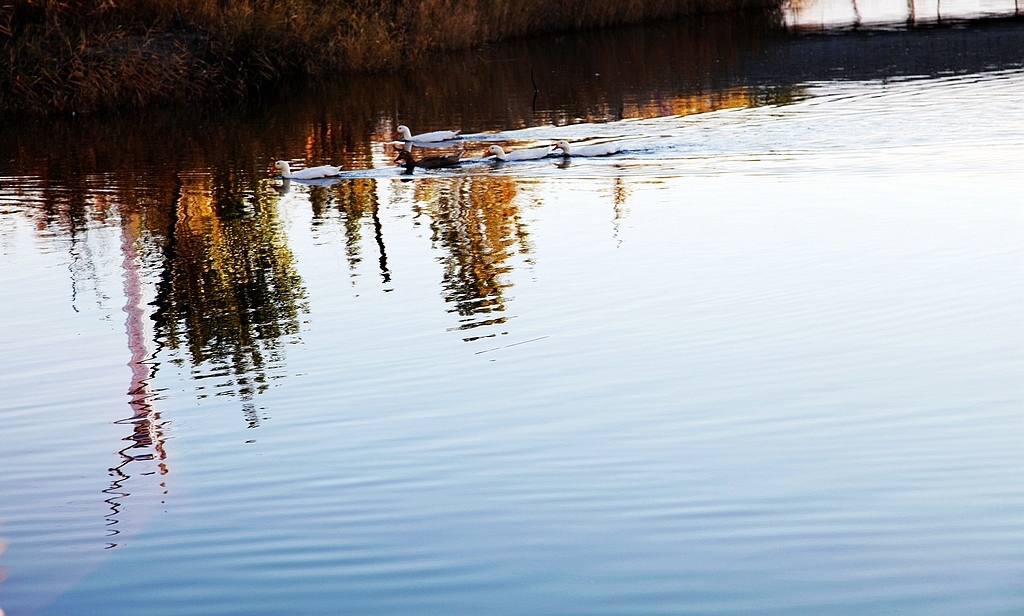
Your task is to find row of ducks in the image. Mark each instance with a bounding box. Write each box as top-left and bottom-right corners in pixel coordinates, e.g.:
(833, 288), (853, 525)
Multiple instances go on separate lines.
(274, 125), (624, 179)
(396, 123), (625, 161)
(395, 140), (622, 172)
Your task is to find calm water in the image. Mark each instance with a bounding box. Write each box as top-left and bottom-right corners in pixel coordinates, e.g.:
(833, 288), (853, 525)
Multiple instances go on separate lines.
(1, 4), (1022, 615)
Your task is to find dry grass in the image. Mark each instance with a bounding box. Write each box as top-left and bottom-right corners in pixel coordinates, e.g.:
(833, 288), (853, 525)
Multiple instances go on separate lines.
(0, 0), (782, 115)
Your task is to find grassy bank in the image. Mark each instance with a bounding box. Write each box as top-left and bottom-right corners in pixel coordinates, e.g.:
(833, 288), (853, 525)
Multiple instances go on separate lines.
(0, 0), (782, 115)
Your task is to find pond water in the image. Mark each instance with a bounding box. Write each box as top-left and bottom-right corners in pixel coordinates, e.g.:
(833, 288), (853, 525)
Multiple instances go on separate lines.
(1, 4), (1022, 615)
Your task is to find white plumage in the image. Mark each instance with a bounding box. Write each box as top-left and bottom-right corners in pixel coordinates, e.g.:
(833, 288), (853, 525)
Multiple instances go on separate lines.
(488, 144), (555, 161)
(553, 140), (622, 157)
(397, 125), (461, 142)
(274, 160), (343, 179)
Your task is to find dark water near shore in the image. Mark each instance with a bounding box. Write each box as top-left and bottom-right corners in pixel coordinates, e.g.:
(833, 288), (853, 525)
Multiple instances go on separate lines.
(1, 3), (1022, 615)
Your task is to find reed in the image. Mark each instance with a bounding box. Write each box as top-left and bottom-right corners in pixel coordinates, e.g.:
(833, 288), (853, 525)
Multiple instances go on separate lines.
(0, 0), (782, 115)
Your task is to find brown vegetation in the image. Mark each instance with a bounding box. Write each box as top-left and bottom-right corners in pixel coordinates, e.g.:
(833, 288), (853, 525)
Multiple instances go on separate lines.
(0, 0), (781, 115)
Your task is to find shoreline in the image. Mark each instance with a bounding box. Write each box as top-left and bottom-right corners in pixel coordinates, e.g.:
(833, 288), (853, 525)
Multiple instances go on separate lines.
(0, 0), (781, 116)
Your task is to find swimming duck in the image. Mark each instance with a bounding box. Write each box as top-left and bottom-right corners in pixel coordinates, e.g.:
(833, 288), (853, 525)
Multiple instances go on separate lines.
(553, 140), (622, 157)
(273, 160), (343, 179)
(488, 144), (555, 161)
(397, 125), (461, 142)
(395, 150), (461, 172)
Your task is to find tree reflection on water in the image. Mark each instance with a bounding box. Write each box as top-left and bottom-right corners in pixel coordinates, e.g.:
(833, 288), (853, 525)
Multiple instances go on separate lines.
(413, 175), (530, 340)
(1, 159), (310, 539)
(329, 177), (390, 284)
(149, 171), (307, 417)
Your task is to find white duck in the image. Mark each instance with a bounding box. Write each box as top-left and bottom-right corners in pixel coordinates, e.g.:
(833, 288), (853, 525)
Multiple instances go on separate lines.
(488, 144), (555, 161)
(397, 125), (461, 142)
(554, 140), (622, 157)
(274, 160), (343, 179)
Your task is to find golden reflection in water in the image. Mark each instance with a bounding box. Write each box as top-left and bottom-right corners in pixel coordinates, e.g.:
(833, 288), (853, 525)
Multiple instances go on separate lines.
(330, 178), (390, 283)
(354, 8), (791, 133)
(151, 172), (307, 419)
(403, 175), (529, 340)
(619, 85), (800, 121)
(295, 176), (391, 284)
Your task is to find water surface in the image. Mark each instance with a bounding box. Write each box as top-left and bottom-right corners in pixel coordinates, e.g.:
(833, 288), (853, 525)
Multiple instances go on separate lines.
(0, 7), (1022, 615)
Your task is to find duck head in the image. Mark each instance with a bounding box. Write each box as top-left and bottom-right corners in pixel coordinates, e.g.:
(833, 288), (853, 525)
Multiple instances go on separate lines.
(394, 150), (416, 172)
